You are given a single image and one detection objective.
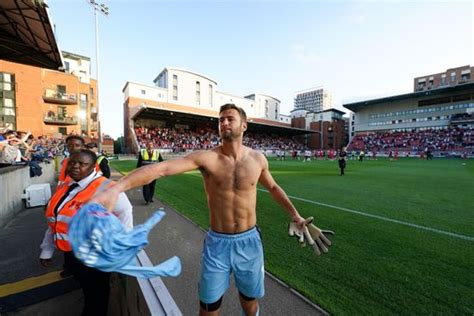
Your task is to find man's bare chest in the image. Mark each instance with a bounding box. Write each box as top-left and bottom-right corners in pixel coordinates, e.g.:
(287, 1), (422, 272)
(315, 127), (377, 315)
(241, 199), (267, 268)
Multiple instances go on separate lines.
(203, 161), (260, 190)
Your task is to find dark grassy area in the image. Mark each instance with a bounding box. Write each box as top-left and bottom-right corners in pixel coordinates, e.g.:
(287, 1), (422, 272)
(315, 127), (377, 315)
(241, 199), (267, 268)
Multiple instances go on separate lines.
(111, 158), (474, 315)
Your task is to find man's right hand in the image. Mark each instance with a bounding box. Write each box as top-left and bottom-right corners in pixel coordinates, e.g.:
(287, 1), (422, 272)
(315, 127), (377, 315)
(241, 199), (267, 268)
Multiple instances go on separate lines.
(40, 258), (52, 267)
(90, 185), (120, 211)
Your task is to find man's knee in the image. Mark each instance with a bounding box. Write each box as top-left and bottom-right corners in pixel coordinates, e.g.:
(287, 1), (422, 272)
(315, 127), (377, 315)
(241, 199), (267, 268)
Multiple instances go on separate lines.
(239, 291), (256, 302)
(200, 297), (223, 312)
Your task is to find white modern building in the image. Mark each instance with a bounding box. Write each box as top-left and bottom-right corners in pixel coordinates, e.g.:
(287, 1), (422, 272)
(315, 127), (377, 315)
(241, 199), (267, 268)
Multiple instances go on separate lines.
(294, 86), (332, 113)
(123, 67), (285, 121)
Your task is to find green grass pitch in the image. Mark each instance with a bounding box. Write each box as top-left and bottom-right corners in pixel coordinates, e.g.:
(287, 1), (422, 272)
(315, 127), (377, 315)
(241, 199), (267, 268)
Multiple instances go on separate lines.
(111, 157), (474, 315)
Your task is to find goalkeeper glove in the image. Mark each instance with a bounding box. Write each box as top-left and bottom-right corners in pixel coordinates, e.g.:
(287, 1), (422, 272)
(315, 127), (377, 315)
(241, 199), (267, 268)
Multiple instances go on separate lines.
(288, 221), (315, 247)
(304, 217), (334, 256)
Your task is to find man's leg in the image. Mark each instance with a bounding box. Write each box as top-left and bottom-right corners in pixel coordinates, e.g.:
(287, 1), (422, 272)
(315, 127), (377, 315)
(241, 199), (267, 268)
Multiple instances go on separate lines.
(199, 297), (223, 316)
(149, 179), (157, 202)
(199, 232), (230, 316)
(142, 184), (150, 204)
(239, 292), (259, 316)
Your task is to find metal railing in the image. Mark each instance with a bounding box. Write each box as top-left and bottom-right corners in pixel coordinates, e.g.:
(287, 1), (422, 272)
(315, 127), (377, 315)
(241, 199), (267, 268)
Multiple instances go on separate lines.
(43, 89), (77, 104)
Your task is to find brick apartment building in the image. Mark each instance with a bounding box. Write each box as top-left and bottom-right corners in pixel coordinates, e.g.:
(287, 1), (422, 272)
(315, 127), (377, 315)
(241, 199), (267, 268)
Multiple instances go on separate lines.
(0, 52), (98, 139)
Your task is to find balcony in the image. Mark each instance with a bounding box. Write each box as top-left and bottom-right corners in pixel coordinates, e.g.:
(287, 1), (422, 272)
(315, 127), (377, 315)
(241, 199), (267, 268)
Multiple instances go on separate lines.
(43, 89), (77, 105)
(43, 113), (78, 125)
(90, 122), (98, 131)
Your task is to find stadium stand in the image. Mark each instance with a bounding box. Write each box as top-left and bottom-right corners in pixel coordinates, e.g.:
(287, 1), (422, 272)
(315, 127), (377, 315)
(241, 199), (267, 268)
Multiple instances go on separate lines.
(134, 125), (307, 154)
(347, 127), (473, 157)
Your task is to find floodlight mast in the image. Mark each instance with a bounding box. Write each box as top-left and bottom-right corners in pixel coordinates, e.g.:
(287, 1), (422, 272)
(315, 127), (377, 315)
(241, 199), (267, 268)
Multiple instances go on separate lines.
(87, 0), (109, 153)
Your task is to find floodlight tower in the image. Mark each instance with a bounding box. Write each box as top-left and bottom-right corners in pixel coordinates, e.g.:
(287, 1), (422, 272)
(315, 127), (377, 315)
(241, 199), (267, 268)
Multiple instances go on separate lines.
(87, 0), (108, 153)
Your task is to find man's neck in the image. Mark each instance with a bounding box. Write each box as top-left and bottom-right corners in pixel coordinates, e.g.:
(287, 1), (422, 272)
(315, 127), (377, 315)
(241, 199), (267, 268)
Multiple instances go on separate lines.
(220, 138), (245, 159)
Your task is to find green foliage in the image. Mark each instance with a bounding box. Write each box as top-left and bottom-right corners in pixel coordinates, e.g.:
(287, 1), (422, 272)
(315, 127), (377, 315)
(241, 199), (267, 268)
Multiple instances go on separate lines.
(112, 158), (474, 315)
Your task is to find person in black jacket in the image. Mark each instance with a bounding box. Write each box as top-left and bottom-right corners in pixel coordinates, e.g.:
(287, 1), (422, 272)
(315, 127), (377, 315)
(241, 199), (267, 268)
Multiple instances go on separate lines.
(85, 142), (111, 178)
(338, 146), (348, 176)
(137, 141), (164, 205)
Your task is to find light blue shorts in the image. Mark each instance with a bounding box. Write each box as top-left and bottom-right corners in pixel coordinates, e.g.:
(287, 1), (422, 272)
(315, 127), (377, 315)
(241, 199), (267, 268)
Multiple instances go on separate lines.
(198, 226), (265, 304)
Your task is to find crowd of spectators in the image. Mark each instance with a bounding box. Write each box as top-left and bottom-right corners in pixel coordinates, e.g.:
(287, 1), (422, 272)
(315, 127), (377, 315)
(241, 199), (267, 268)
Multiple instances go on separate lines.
(0, 128), (65, 168)
(134, 125), (306, 153)
(347, 127), (473, 155)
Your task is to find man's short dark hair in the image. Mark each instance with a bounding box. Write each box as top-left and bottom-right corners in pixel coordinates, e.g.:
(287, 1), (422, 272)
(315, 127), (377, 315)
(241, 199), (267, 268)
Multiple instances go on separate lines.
(219, 103), (247, 123)
(65, 135), (85, 145)
(70, 149), (97, 164)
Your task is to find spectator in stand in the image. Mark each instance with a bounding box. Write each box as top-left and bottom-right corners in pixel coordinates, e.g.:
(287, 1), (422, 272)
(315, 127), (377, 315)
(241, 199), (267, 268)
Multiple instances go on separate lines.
(0, 131), (20, 164)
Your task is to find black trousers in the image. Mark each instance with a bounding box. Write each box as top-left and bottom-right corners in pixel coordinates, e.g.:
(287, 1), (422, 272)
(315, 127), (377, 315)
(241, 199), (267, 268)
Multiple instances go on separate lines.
(142, 179), (156, 202)
(64, 252), (111, 316)
(338, 159), (346, 175)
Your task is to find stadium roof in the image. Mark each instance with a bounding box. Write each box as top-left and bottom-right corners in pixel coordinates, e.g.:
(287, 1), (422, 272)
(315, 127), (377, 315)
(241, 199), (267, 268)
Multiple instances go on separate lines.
(343, 82), (474, 112)
(0, 0), (63, 70)
(132, 106), (317, 136)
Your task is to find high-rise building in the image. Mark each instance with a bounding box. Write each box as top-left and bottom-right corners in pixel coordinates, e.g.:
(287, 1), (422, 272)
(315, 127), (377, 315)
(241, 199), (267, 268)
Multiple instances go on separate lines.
(294, 86), (332, 112)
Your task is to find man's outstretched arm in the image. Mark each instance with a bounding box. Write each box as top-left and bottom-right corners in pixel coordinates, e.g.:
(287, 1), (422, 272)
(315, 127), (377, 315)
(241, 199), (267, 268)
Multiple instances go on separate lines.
(92, 153), (202, 210)
(257, 156), (304, 226)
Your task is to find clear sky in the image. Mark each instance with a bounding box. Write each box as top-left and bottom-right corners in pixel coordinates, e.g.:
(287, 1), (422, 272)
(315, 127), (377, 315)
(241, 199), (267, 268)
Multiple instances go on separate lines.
(47, 0), (473, 138)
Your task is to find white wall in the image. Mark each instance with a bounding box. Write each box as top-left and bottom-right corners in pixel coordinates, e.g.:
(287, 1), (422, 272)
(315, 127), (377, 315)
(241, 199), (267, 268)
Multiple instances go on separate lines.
(166, 69), (218, 110)
(124, 82), (168, 103)
(64, 56), (91, 84)
(215, 91), (255, 116)
(0, 162), (55, 227)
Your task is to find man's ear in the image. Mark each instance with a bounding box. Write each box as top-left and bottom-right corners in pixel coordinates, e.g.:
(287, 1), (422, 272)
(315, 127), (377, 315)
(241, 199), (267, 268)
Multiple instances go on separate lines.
(242, 122), (248, 132)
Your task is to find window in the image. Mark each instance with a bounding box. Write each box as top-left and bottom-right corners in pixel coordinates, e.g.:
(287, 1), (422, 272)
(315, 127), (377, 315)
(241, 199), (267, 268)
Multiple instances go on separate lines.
(196, 81), (200, 105)
(209, 84), (213, 107)
(90, 87), (94, 99)
(4, 98), (13, 107)
(64, 61), (70, 72)
(451, 72), (456, 82)
(461, 73), (471, 81)
(141, 89), (146, 95)
(57, 85), (66, 95)
(441, 75), (446, 86)
(3, 108), (14, 115)
(172, 75), (178, 101)
(80, 93), (87, 131)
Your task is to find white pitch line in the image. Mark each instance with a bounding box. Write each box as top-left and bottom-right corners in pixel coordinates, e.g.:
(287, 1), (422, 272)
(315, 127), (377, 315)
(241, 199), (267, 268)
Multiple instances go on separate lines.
(257, 188), (474, 242)
(184, 172), (473, 241)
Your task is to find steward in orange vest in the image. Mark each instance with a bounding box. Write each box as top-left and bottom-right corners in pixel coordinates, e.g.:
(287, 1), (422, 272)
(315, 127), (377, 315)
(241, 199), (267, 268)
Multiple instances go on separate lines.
(40, 149), (133, 316)
(46, 176), (112, 251)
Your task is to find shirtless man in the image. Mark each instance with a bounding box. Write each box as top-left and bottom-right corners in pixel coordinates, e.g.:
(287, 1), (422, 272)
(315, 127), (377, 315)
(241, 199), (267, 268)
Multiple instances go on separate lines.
(92, 104), (306, 316)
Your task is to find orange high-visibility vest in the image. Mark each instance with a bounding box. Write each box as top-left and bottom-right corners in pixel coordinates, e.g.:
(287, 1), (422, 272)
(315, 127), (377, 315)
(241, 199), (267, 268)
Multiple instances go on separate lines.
(45, 176), (113, 252)
(58, 157), (69, 183)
